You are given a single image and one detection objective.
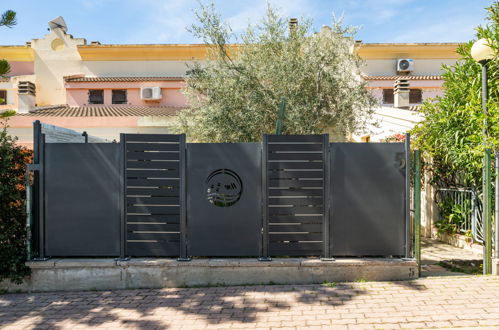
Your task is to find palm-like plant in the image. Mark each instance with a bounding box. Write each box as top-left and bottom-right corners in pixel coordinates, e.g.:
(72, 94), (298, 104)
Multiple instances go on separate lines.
(0, 10), (17, 28)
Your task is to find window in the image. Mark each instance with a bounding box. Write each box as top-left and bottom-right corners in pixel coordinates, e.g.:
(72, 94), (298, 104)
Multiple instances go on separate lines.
(88, 90), (103, 104)
(112, 89), (127, 104)
(382, 89), (394, 104)
(409, 89), (422, 104)
(0, 90), (6, 105)
(383, 88), (423, 104)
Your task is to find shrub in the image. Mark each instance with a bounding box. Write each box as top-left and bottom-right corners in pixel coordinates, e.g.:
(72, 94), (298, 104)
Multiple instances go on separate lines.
(0, 122), (32, 283)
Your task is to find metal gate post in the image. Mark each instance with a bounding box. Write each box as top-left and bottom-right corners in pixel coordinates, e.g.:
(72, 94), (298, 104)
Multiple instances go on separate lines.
(413, 150), (422, 275)
(321, 134), (333, 261)
(119, 133), (126, 260)
(404, 133), (411, 258)
(259, 134), (270, 261)
(495, 152), (499, 259)
(33, 120), (48, 260)
(483, 149), (492, 274)
(178, 134), (190, 261)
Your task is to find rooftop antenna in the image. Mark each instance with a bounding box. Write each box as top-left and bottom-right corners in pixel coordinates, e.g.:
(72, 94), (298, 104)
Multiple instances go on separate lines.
(48, 16), (67, 32)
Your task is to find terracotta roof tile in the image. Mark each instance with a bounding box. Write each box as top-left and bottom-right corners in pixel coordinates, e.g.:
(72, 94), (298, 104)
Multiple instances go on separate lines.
(16, 105), (183, 117)
(64, 76), (185, 82)
(363, 75), (442, 80)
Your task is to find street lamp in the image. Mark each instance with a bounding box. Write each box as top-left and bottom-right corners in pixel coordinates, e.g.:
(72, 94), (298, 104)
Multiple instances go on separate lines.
(471, 38), (495, 275)
(471, 38), (494, 139)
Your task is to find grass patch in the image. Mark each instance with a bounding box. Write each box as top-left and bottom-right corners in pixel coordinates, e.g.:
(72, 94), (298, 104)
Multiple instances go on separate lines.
(322, 281), (337, 288)
(437, 260), (482, 274)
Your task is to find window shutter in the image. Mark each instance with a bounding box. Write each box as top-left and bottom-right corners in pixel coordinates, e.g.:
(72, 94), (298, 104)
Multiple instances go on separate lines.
(409, 89), (422, 103)
(382, 89), (394, 104)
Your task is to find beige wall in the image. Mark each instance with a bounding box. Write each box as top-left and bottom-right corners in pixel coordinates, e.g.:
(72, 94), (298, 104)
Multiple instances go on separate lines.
(31, 29), (86, 106)
(362, 59), (457, 76)
(30, 28), (200, 107)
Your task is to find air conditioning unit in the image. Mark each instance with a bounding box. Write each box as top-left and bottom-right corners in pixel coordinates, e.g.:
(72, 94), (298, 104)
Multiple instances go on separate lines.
(140, 87), (162, 100)
(396, 59), (414, 73)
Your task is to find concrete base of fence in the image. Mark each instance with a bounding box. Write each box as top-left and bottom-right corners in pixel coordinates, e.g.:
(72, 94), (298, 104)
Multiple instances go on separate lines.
(1, 258), (417, 292)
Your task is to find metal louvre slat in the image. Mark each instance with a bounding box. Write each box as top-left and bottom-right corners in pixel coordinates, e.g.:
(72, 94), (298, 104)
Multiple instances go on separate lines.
(265, 134), (325, 257)
(124, 134), (184, 257)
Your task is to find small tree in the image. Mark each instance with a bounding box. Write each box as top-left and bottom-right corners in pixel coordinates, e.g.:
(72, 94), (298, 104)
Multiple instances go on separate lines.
(176, 4), (376, 142)
(0, 122), (31, 284)
(411, 2), (498, 188)
(0, 10), (16, 108)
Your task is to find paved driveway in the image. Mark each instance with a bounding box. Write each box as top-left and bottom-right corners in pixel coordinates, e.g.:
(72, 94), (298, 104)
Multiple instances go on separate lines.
(1, 275), (499, 329)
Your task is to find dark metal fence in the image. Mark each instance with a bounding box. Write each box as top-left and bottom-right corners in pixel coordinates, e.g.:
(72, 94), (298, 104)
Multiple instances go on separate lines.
(28, 121), (410, 260)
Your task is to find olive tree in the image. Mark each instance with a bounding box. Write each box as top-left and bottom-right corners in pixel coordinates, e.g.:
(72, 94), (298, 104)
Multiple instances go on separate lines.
(176, 4), (376, 142)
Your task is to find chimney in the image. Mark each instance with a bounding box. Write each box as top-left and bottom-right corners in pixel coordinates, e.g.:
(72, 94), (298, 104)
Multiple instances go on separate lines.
(18, 81), (36, 113)
(289, 18), (298, 33)
(394, 77), (409, 109)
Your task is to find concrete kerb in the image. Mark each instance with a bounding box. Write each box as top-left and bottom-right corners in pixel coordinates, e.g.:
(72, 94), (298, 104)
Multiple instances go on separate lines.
(0, 258), (418, 292)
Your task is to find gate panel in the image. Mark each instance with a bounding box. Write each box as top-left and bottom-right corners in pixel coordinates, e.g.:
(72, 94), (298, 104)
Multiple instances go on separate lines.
(265, 135), (327, 256)
(45, 143), (120, 256)
(330, 143), (406, 256)
(187, 143), (261, 256)
(124, 134), (184, 257)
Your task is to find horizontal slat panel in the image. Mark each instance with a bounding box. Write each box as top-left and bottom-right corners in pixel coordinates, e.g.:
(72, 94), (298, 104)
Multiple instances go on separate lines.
(269, 207), (323, 215)
(270, 242), (323, 251)
(127, 152), (179, 160)
(127, 223), (180, 232)
(127, 205), (179, 214)
(127, 232), (180, 241)
(125, 134), (180, 142)
(127, 196), (179, 205)
(268, 152), (323, 161)
(126, 169), (179, 178)
(126, 242), (180, 257)
(269, 223), (323, 232)
(126, 215), (180, 222)
(267, 135), (323, 143)
(126, 143), (180, 151)
(126, 187), (179, 196)
(269, 179), (323, 188)
(269, 170), (323, 179)
(270, 233), (323, 241)
(268, 162), (323, 170)
(269, 197), (323, 205)
(268, 189), (323, 196)
(269, 215), (323, 223)
(268, 144), (322, 152)
(126, 160), (179, 170)
(127, 179), (179, 187)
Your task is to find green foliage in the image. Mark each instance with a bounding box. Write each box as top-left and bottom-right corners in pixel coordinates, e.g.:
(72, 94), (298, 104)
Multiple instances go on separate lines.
(0, 60), (10, 77)
(0, 122), (31, 284)
(435, 196), (469, 235)
(176, 3), (376, 142)
(0, 110), (16, 118)
(411, 2), (498, 188)
(0, 10), (16, 28)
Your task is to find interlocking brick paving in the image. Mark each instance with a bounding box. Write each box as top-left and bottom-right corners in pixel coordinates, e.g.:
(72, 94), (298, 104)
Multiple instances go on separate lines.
(1, 275), (499, 329)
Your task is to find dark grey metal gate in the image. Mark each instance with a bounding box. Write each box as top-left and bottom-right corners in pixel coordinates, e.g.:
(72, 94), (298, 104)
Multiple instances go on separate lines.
(123, 134), (186, 257)
(263, 135), (329, 257)
(45, 143), (121, 256)
(32, 120), (411, 260)
(187, 143), (262, 256)
(329, 143), (406, 256)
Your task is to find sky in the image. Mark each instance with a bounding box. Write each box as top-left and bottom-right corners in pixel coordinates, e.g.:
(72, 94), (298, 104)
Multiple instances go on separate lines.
(0, 0), (493, 45)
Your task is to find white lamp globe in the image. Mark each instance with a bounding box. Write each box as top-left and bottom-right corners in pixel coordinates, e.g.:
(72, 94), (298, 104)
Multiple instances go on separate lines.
(471, 38), (495, 63)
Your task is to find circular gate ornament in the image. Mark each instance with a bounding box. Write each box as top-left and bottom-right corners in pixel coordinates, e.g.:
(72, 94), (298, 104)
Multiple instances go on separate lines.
(206, 169), (243, 207)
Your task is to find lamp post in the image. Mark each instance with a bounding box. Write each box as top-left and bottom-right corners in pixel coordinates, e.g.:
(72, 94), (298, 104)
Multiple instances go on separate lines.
(471, 38), (495, 274)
